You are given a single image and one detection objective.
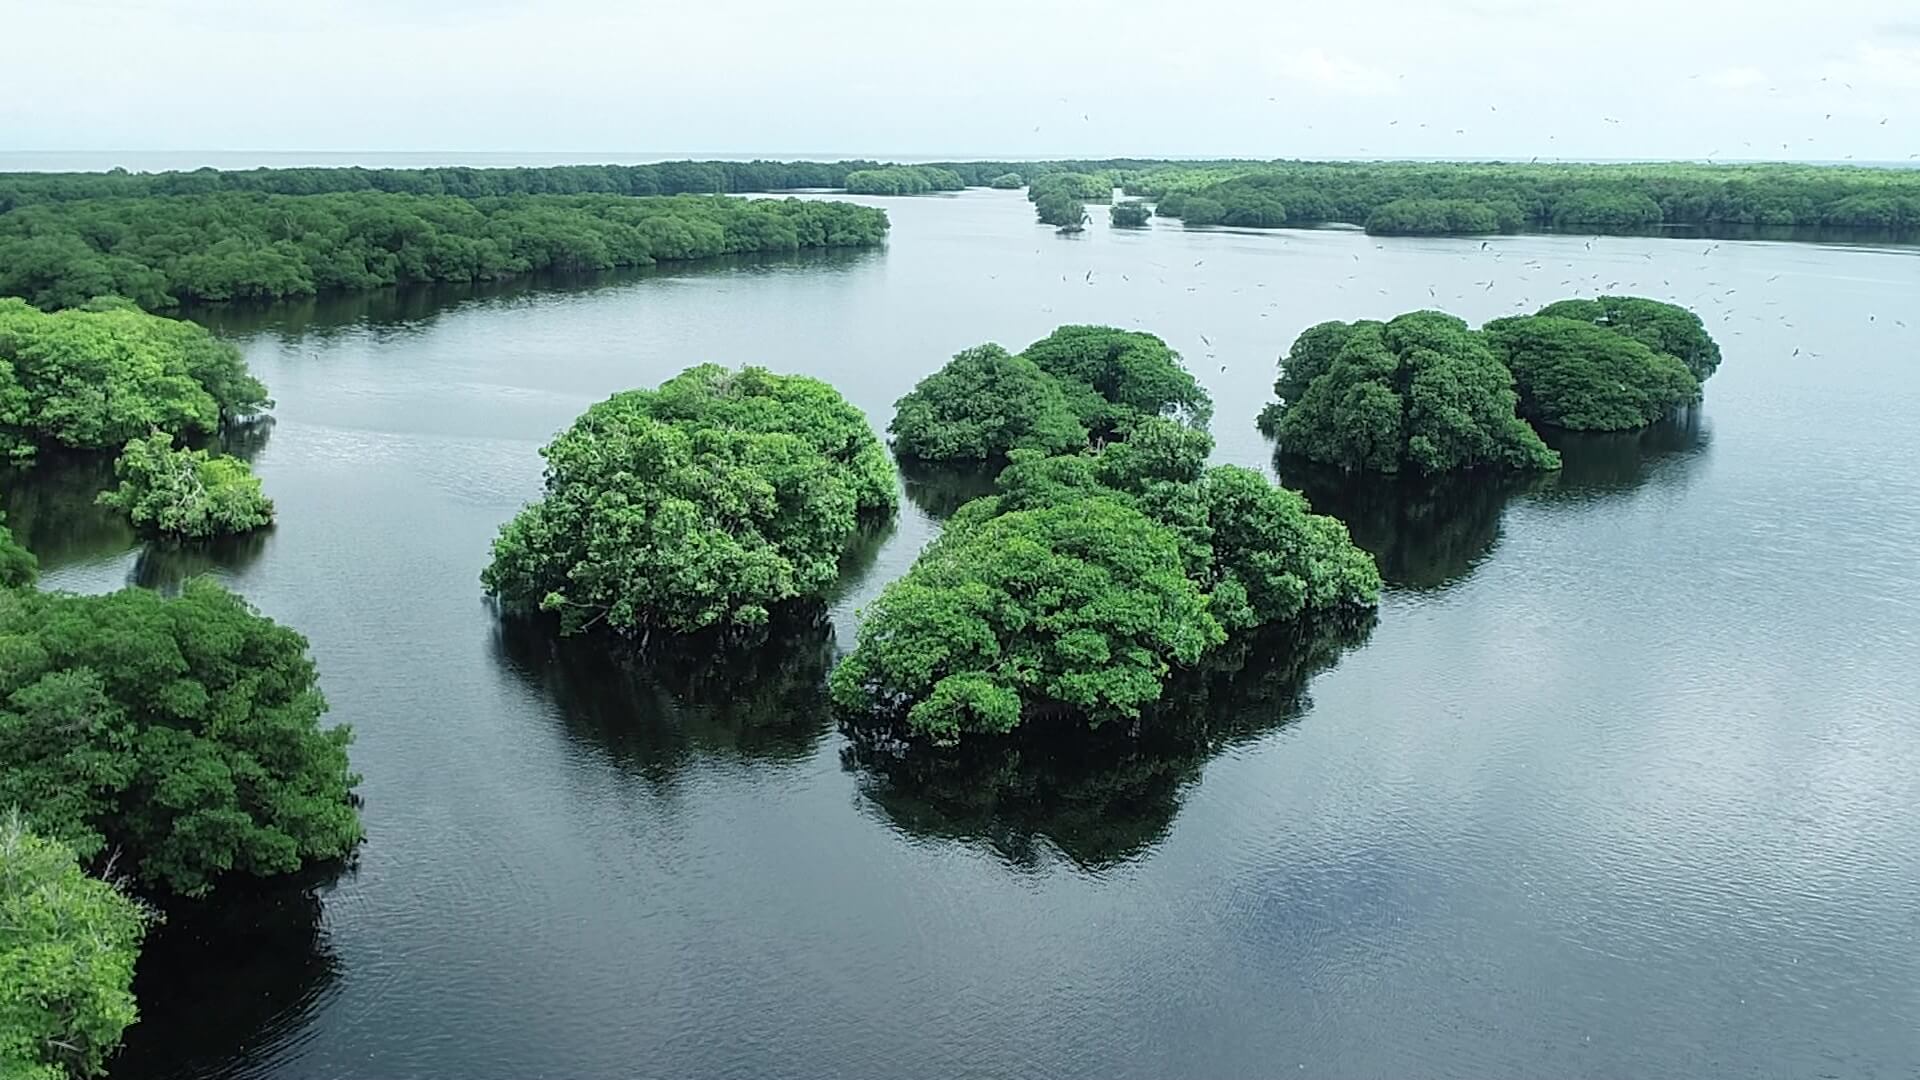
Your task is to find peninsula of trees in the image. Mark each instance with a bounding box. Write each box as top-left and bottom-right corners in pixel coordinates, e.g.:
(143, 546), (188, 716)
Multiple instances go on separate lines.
(1129, 161), (1920, 235)
(1261, 298), (1722, 471)
(889, 325), (1210, 461)
(483, 365), (897, 636)
(0, 194), (890, 310)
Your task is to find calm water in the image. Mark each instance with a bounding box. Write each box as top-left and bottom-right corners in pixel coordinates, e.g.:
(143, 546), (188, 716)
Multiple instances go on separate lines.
(7, 189), (1919, 1078)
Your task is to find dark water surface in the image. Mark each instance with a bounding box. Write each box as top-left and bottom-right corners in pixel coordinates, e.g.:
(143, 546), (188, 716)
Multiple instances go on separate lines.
(9, 190), (1919, 1078)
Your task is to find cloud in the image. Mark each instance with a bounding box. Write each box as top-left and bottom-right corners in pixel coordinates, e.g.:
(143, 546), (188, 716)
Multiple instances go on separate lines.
(1282, 49), (1398, 96)
(1705, 66), (1768, 90)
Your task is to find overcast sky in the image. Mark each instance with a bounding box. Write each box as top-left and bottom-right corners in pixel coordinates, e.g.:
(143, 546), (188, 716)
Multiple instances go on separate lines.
(4, 0), (1916, 163)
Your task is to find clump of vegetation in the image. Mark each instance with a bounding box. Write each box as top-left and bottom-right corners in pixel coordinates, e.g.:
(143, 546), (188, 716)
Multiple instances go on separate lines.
(0, 580), (362, 897)
(1034, 193), (1087, 229)
(484, 365), (896, 636)
(1365, 198), (1511, 236)
(0, 298), (268, 459)
(889, 326), (1212, 463)
(987, 173), (1024, 190)
(1027, 172), (1113, 204)
(97, 431), (274, 538)
(1260, 311), (1560, 474)
(832, 420), (1378, 744)
(0, 193), (891, 310)
(0, 812), (149, 1080)
(1535, 295), (1723, 381)
(889, 345), (1088, 461)
(1021, 325), (1211, 439)
(842, 167), (965, 196)
(1483, 315), (1699, 430)
(1128, 160), (1920, 235)
(0, 513), (33, 588)
(1108, 201), (1152, 228)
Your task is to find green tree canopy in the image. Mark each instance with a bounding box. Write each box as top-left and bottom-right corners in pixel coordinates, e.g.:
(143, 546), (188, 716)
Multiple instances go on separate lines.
(842, 167), (965, 196)
(1033, 193), (1087, 229)
(1019, 325), (1212, 438)
(832, 420), (1377, 743)
(1483, 315), (1700, 430)
(0, 193), (890, 310)
(484, 365), (896, 636)
(95, 432), (275, 538)
(986, 173), (1024, 190)
(1261, 311), (1560, 474)
(0, 513), (33, 589)
(888, 344), (1089, 461)
(0, 299), (269, 460)
(829, 496), (1224, 744)
(1535, 295), (1724, 381)
(0, 581), (362, 897)
(1108, 202), (1152, 228)
(0, 813), (148, 1080)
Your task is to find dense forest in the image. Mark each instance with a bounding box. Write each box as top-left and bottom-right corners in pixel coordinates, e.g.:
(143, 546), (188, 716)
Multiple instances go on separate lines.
(842, 167), (965, 195)
(484, 365), (897, 637)
(0, 193), (891, 310)
(0, 160), (886, 210)
(1129, 161), (1920, 234)
(1260, 297), (1723, 471)
(0, 298), (269, 458)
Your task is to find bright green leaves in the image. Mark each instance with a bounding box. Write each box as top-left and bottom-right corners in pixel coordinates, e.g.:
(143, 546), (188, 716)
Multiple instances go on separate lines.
(0, 813), (148, 1080)
(889, 345), (1089, 462)
(1484, 314), (1700, 431)
(1535, 295), (1723, 382)
(484, 365), (896, 636)
(1266, 312), (1560, 475)
(0, 193), (889, 311)
(0, 299), (267, 460)
(97, 431), (274, 538)
(836, 419), (1379, 744)
(889, 327), (1211, 464)
(831, 497), (1223, 744)
(0, 581), (360, 897)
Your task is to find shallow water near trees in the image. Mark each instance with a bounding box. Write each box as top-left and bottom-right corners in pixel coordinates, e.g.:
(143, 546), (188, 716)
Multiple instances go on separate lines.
(7, 188), (1917, 1079)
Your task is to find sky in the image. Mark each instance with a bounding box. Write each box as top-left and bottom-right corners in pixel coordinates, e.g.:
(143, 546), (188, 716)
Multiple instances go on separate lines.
(2, 0), (1916, 163)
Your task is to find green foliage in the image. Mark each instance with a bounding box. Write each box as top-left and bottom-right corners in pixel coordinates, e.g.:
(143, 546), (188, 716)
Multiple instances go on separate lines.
(1108, 202), (1152, 228)
(1264, 312), (1561, 474)
(842, 167), (964, 195)
(0, 160), (894, 212)
(1365, 198), (1502, 235)
(0, 813), (147, 1080)
(1019, 325), (1212, 437)
(96, 431), (274, 538)
(1535, 295), (1723, 381)
(1483, 315), (1699, 431)
(0, 580), (362, 896)
(0, 299), (268, 459)
(1134, 160), (1920, 235)
(843, 613), (1373, 869)
(484, 365), (896, 636)
(829, 497), (1224, 744)
(1033, 194), (1087, 229)
(889, 345), (1088, 462)
(1026, 172), (1113, 203)
(0, 193), (890, 310)
(0, 513), (32, 589)
(833, 420), (1378, 743)
(986, 173), (1025, 190)
(1179, 197), (1225, 227)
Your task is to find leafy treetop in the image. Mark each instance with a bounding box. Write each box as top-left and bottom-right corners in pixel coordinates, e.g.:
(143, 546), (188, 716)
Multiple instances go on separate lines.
(1261, 311), (1561, 474)
(1483, 315), (1699, 431)
(0, 580), (362, 897)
